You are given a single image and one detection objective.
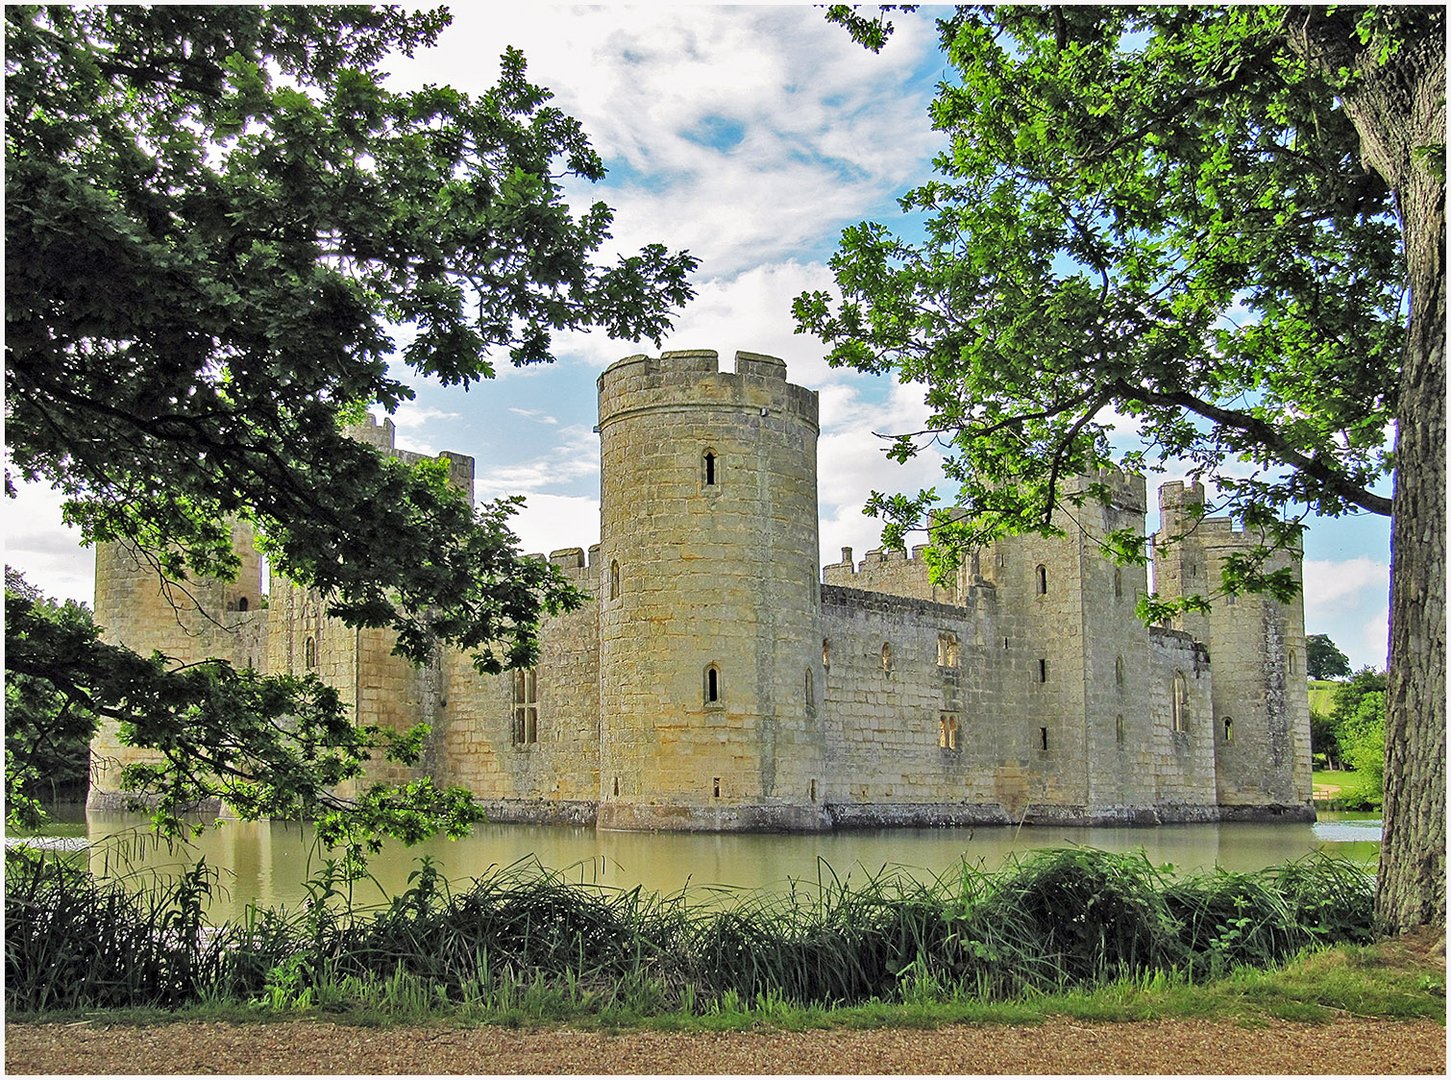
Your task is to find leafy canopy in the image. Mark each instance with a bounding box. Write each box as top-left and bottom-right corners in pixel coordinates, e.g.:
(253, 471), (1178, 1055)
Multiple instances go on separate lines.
(4, 5), (696, 854)
(6, 4), (697, 667)
(798, 5), (1405, 615)
(1306, 633), (1353, 680)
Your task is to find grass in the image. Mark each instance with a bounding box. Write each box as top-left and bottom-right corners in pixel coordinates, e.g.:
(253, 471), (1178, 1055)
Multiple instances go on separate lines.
(7, 936), (1441, 1031)
(8, 845), (1434, 1030)
(1307, 680), (1341, 717)
(1313, 769), (1383, 811)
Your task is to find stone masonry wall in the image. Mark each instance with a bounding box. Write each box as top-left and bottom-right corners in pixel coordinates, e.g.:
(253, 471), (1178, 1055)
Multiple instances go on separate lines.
(87, 350), (1311, 832)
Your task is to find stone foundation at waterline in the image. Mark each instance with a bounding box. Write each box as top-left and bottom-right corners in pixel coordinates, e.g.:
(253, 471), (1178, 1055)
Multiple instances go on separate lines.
(88, 349), (1314, 830)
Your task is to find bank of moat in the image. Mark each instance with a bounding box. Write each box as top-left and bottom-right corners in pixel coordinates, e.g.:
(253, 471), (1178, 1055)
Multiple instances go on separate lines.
(89, 349), (1315, 830)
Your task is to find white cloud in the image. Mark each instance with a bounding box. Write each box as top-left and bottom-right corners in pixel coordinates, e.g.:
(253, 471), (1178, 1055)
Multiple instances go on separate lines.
(4, 480), (94, 604)
(506, 493), (600, 557)
(1303, 556), (1390, 671)
(389, 404), (461, 430)
(1303, 557), (1389, 612)
(509, 408), (560, 425)
(387, 7), (941, 278)
(474, 425), (599, 499)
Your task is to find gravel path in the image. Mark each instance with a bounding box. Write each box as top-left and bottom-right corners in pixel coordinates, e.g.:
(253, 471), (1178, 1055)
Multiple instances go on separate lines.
(6, 1016), (1445, 1074)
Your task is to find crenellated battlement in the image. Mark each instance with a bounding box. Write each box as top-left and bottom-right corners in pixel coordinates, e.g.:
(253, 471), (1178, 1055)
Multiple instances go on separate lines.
(1063, 467), (1147, 514)
(597, 349), (818, 433)
(344, 414), (476, 503)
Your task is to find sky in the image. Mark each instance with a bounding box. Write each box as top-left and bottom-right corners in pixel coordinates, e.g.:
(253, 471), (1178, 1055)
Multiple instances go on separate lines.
(5, 4), (1393, 671)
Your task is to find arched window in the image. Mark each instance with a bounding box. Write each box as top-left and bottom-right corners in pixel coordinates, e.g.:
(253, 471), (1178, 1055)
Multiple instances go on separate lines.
(1115, 714), (1126, 747)
(705, 664), (722, 704)
(609, 560), (620, 600)
(822, 638), (831, 668)
(805, 666), (814, 705)
(1115, 656), (1125, 687)
(304, 636), (316, 669)
(939, 713), (959, 751)
(1036, 564), (1048, 595)
(237, 596), (249, 612)
(1113, 568), (1123, 600)
(881, 642), (892, 673)
(1223, 716), (1234, 744)
(938, 632), (959, 668)
(1172, 673), (1189, 733)
(512, 668), (538, 744)
(703, 449), (718, 487)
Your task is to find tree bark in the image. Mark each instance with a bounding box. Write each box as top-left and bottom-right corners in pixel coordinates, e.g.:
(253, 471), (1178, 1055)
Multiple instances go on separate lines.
(1286, 7), (1447, 933)
(1381, 166), (1446, 932)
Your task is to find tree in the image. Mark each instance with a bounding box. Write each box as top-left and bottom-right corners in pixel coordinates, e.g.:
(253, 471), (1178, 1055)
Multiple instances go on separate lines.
(1306, 634), (1353, 680)
(5, 6), (696, 855)
(5, 569), (95, 827)
(801, 6), (1443, 932)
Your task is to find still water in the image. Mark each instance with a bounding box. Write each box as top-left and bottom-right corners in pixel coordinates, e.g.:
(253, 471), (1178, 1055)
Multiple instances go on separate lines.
(70, 810), (1382, 922)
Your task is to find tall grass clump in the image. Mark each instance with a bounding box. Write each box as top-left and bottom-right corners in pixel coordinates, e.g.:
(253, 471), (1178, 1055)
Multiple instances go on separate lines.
(323, 856), (688, 1000)
(950, 848), (1187, 995)
(686, 863), (963, 1005)
(4, 848), (241, 1010)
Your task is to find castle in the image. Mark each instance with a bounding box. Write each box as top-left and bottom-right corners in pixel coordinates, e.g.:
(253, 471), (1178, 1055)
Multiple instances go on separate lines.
(89, 349), (1315, 829)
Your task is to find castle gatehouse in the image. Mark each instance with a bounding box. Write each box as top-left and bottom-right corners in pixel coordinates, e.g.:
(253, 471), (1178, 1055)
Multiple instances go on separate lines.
(89, 349), (1314, 829)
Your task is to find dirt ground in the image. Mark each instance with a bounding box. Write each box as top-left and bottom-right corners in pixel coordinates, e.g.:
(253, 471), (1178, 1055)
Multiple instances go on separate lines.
(5, 1016), (1446, 1075)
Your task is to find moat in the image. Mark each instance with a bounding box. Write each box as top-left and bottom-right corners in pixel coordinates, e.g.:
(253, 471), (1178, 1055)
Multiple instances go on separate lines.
(47, 810), (1382, 922)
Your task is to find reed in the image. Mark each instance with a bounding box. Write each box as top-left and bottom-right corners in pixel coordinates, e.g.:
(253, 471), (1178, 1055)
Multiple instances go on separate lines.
(4, 845), (1379, 1016)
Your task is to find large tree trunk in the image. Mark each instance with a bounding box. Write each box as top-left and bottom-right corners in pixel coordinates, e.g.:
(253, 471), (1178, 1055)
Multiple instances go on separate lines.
(1287, 7), (1447, 933)
(1381, 167), (1445, 932)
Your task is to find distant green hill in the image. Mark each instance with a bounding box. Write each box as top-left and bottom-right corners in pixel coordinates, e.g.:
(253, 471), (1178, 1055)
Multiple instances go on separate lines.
(1308, 679), (1342, 716)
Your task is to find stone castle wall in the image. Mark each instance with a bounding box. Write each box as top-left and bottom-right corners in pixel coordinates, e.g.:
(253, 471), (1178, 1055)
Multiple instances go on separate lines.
(88, 349), (1314, 829)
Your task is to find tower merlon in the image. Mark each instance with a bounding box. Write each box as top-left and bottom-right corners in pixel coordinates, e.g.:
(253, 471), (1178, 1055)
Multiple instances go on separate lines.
(597, 349), (818, 432)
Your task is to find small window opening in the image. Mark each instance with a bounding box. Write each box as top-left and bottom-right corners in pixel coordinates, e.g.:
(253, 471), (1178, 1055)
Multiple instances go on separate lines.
(805, 666), (814, 705)
(809, 779), (817, 803)
(1039, 726), (1049, 751)
(822, 638), (830, 667)
(237, 596), (249, 612)
(613, 776), (619, 797)
(1036, 564), (1048, 595)
(304, 636), (316, 669)
(609, 560), (620, 600)
(1116, 714), (1125, 747)
(939, 713), (959, 751)
(1114, 568), (1123, 600)
(1288, 648), (1298, 675)
(996, 552), (1006, 568)
(1003, 636), (1010, 651)
(881, 642), (892, 673)
(1223, 717), (1234, 744)
(705, 664), (721, 704)
(1038, 658), (1048, 683)
(703, 450), (718, 487)
(512, 667), (539, 745)
(1172, 672), (1189, 733)
(1115, 656), (1125, 687)
(713, 777), (721, 798)
(1226, 592), (1237, 606)
(938, 632), (959, 668)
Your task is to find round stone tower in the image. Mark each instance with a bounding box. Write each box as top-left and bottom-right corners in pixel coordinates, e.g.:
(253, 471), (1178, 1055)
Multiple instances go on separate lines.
(596, 349), (829, 830)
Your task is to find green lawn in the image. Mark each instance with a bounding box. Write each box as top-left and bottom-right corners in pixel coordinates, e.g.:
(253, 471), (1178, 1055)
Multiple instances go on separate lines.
(1313, 769), (1381, 810)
